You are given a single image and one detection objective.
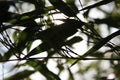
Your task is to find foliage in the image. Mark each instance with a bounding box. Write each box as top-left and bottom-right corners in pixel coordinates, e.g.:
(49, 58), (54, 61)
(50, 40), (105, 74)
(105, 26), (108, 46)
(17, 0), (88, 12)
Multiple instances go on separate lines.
(0, 0), (120, 80)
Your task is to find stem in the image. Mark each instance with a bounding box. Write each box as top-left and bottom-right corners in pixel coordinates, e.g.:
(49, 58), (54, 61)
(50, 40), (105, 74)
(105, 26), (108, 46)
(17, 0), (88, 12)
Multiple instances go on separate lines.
(0, 57), (120, 62)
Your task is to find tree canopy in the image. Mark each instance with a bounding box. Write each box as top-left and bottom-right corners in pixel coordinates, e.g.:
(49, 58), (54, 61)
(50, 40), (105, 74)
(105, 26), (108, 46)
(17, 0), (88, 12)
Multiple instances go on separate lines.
(0, 0), (120, 80)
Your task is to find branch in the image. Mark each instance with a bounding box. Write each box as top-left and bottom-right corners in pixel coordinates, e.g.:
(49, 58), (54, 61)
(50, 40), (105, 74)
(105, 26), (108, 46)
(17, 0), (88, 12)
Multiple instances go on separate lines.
(0, 57), (120, 62)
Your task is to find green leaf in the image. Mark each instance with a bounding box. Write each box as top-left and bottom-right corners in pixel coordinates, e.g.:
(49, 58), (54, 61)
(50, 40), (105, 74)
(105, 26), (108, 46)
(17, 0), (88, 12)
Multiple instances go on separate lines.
(12, 30), (19, 44)
(4, 70), (35, 80)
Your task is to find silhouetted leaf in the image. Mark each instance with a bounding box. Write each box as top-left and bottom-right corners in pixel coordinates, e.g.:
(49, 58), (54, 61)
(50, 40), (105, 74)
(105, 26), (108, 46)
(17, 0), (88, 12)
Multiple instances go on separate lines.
(66, 36), (83, 47)
(94, 15), (120, 28)
(89, 51), (104, 57)
(0, 1), (17, 24)
(68, 67), (74, 80)
(23, 42), (50, 59)
(36, 19), (84, 50)
(0, 1), (15, 12)
(48, 0), (77, 17)
(4, 70), (35, 80)
(3, 25), (43, 60)
(82, 30), (120, 58)
(22, 19), (84, 58)
(66, 0), (79, 14)
(0, 53), (2, 60)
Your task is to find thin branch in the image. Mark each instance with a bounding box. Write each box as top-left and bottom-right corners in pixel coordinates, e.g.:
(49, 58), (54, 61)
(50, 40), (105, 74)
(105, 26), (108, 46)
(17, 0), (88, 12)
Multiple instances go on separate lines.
(0, 57), (120, 62)
(79, 0), (83, 9)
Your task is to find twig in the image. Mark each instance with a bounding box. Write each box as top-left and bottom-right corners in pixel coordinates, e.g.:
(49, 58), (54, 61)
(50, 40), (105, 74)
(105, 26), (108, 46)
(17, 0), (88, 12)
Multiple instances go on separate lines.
(0, 57), (120, 62)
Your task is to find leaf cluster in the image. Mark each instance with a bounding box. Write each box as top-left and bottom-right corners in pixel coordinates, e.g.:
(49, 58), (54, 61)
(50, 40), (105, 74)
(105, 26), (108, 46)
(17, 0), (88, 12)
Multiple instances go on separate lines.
(0, 0), (120, 80)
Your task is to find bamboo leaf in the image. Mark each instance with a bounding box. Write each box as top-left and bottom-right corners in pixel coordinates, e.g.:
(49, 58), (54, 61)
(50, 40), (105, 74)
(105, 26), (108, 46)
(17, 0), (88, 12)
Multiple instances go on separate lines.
(22, 19), (84, 59)
(4, 70), (35, 80)
(48, 0), (77, 17)
(80, 0), (115, 11)
(68, 67), (74, 80)
(0, 53), (2, 60)
(94, 15), (120, 28)
(66, 36), (83, 47)
(82, 30), (120, 58)
(23, 42), (51, 59)
(36, 19), (84, 50)
(66, 0), (79, 14)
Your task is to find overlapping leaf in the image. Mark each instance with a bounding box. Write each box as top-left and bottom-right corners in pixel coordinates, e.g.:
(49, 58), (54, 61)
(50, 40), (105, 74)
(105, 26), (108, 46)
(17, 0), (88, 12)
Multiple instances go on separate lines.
(82, 30), (120, 58)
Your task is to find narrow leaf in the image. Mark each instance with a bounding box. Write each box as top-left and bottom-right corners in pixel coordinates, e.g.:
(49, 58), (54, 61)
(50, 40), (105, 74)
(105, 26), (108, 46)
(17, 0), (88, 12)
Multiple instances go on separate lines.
(82, 30), (120, 58)
(68, 67), (74, 80)
(80, 0), (115, 11)
(4, 70), (35, 80)
(66, 36), (83, 47)
(66, 0), (79, 14)
(48, 0), (77, 17)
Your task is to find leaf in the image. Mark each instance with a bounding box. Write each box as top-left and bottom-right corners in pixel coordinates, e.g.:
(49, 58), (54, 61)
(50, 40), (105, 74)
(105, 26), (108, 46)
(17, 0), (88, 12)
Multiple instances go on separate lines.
(66, 36), (83, 47)
(24, 20), (84, 59)
(68, 67), (74, 80)
(0, 1), (15, 12)
(3, 26), (42, 60)
(70, 30), (120, 67)
(36, 19), (84, 50)
(27, 60), (61, 80)
(80, 0), (115, 11)
(23, 42), (51, 59)
(0, 1), (17, 24)
(0, 53), (3, 60)
(89, 51), (104, 57)
(15, 27), (37, 50)
(4, 70), (35, 80)
(12, 30), (19, 44)
(26, 41), (33, 53)
(48, 0), (77, 17)
(94, 15), (120, 28)
(66, 0), (79, 14)
(82, 30), (120, 58)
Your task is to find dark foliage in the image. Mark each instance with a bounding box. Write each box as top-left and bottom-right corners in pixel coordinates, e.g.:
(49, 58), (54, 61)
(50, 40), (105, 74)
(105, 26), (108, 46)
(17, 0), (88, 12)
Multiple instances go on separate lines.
(0, 0), (120, 80)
